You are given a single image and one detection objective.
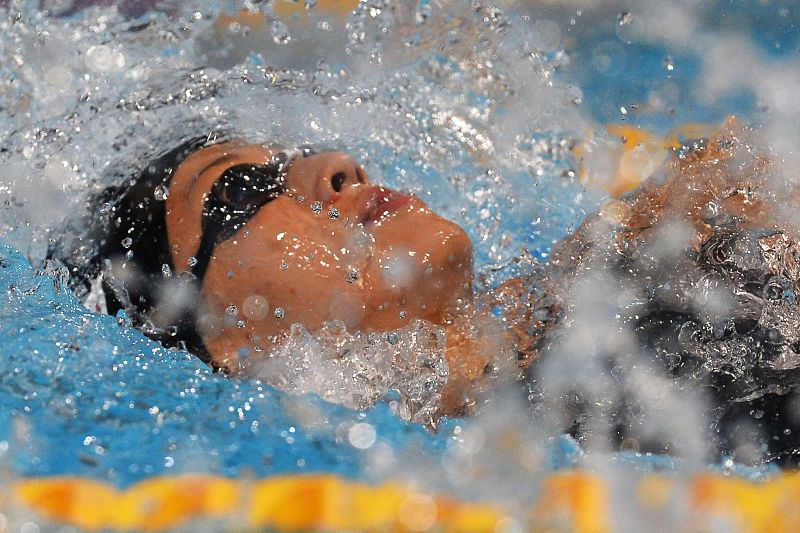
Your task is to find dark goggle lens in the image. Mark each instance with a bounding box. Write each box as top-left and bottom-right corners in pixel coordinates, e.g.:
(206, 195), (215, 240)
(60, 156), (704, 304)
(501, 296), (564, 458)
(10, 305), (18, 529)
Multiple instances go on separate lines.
(212, 164), (285, 210)
(192, 146), (315, 281)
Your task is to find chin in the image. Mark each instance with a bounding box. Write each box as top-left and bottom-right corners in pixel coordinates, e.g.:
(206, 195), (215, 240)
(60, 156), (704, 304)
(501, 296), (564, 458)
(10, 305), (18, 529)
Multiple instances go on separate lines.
(363, 219), (473, 329)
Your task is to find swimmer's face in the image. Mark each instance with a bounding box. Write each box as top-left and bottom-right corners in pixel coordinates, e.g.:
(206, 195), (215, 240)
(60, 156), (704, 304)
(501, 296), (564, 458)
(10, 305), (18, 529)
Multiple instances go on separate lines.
(165, 142), (473, 369)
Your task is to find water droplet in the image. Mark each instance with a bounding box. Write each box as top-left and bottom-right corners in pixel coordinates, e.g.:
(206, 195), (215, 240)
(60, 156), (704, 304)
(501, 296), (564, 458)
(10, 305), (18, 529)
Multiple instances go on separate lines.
(328, 207), (340, 220)
(153, 184), (169, 201)
(187, 256), (198, 267)
(243, 294), (269, 320)
(311, 201), (323, 214)
(592, 41), (626, 75)
(280, 262), (289, 270)
(271, 19), (292, 44)
(346, 270), (359, 283)
(274, 307), (285, 319)
(121, 237), (133, 249)
(399, 311), (407, 319)
(20, 522), (40, 533)
(161, 264), (172, 278)
(348, 422), (376, 449)
(226, 305), (238, 316)
(86, 44), (125, 72)
(237, 320), (246, 328)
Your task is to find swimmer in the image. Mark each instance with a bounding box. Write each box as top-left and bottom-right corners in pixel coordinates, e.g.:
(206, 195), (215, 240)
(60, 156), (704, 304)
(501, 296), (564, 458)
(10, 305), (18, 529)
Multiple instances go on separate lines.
(52, 136), (499, 415)
(52, 119), (800, 461)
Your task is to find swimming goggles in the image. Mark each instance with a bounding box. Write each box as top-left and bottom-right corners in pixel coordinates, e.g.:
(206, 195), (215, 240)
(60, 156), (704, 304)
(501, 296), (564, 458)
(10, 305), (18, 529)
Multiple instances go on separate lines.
(190, 146), (316, 282)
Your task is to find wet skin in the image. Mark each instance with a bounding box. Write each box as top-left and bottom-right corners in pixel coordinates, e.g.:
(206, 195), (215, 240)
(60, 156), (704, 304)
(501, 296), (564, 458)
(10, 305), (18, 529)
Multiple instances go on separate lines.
(165, 142), (474, 373)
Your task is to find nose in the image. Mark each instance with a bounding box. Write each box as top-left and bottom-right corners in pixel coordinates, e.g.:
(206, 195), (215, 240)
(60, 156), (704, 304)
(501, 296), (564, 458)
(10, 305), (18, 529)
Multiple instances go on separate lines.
(285, 152), (370, 203)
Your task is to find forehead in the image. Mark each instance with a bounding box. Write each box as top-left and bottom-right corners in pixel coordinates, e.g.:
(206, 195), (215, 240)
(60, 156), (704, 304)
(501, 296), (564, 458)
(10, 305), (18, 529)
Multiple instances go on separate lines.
(165, 142), (277, 273)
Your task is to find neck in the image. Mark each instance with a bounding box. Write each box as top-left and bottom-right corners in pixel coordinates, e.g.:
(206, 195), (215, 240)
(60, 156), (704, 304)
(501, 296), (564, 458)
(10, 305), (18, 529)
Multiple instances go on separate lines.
(438, 302), (519, 416)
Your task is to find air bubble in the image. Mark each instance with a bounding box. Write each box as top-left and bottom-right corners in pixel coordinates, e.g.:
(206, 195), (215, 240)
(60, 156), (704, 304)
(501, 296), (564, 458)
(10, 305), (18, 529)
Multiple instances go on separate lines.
(346, 270), (359, 283)
(121, 237), (133, 249)
(386, 332), (399, 345)
(311, 201), (323, 214)
(274, 307), (285, 319)
(226, 305), (238, 316)
(161, 264), (172, 278)
(187, 256), (198, 267)
(328, 207), (340, 220)
(280, 262), (289, 270)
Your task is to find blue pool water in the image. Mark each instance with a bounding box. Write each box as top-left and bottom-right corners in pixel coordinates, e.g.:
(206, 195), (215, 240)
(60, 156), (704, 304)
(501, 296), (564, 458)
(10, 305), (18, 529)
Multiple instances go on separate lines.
(0, 240), (599, 488)
(0, 242), (453, 485)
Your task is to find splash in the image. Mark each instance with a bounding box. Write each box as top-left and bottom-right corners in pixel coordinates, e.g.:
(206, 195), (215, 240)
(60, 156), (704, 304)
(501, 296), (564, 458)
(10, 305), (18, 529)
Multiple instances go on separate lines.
(252, 320), (449, 426)
(0, 2), (798, 530)
(0, 0), (595, 427)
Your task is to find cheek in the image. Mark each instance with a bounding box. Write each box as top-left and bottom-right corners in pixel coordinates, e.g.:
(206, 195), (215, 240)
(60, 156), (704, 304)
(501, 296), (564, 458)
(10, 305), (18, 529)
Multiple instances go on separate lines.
(202, 217), (372, 336)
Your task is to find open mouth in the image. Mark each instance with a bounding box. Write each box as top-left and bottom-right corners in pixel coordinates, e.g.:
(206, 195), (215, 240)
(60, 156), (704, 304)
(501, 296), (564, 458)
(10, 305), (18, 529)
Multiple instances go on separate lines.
(359, 186), (414, 225)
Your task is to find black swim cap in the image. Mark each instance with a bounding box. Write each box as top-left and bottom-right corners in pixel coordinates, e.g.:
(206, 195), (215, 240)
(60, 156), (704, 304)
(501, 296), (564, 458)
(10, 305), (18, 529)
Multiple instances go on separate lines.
(49, 136), (215, 365)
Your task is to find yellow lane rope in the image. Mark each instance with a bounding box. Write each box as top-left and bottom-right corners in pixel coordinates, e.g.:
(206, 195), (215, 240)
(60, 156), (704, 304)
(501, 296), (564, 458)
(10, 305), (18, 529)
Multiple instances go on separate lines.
(10, 471), (800, 532)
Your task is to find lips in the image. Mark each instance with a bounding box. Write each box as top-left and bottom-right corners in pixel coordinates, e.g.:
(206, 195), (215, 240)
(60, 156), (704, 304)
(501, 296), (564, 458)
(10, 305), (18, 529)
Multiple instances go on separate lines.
(359, 186), (414, 225)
